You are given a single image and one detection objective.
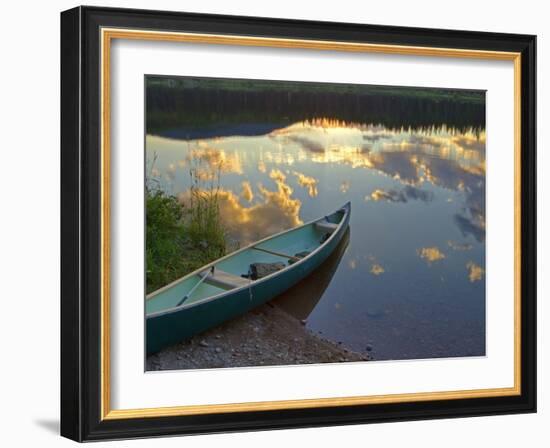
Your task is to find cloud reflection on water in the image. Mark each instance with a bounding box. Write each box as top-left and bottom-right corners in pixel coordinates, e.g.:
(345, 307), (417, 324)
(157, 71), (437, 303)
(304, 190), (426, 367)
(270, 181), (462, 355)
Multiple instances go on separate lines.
(269, 120), (486, 242)
(417, 246), (446, 264)
(147, 118), (485, 270)
(294, 171), (318, 198)
(367, 185), (434, 204)
(186, 145), (243, 180)
(466, 261), (485, 282)
(178, 180), (302, 247)
(240, 181), (254, 202)
(147, 117), (486, 359)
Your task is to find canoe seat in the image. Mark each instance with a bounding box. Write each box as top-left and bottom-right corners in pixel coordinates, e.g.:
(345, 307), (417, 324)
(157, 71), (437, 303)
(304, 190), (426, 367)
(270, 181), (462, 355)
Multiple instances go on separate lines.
(200, 269), (250, 290)
(315, 221), (338, 233)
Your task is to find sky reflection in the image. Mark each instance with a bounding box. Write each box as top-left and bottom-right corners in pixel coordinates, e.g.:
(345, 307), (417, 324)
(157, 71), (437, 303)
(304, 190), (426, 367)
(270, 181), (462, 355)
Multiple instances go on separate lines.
(147, 117), (486, 360)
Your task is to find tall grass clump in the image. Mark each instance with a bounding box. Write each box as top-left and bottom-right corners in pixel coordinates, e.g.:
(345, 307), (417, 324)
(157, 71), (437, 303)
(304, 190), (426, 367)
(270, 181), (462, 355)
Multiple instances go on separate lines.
(186, 156), (226, 258)
(145, 151), (227, 294)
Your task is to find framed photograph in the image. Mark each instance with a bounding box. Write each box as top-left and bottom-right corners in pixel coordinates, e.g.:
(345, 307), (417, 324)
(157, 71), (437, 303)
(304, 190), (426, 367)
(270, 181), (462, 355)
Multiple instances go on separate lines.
(60, 6), (536, 441)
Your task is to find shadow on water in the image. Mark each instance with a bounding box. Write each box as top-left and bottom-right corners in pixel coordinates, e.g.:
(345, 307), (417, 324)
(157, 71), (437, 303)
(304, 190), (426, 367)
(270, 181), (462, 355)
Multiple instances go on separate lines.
(272, 228), (350, 320)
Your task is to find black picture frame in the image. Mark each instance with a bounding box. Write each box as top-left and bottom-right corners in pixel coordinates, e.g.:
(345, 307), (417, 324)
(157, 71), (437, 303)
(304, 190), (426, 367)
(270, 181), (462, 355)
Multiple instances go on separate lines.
(61, 5), (536, 442)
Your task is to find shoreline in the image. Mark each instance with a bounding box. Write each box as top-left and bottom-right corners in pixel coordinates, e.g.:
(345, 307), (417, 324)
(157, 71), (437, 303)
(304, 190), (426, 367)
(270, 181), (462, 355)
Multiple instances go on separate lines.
(146, 302), (369, 371)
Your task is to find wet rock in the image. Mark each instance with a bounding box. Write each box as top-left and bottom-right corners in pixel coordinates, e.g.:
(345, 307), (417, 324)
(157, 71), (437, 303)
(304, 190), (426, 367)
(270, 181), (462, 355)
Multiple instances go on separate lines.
(215, 347), (222, 353)
(199, 340), (209, 348)
(300, 319), (307, 325)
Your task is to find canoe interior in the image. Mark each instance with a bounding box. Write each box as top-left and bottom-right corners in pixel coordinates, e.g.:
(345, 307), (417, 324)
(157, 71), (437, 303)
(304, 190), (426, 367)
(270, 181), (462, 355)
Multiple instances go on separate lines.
(146, 207), (346, 315)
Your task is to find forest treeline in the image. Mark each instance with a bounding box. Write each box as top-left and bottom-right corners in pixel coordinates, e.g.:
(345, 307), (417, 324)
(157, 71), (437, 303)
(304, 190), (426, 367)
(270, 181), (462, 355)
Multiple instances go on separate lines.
(146, 76), (486, 136)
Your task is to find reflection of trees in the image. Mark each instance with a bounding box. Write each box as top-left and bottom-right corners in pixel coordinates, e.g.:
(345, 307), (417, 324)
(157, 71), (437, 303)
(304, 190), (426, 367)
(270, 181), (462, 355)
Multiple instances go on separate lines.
(147, 81), (485, 136)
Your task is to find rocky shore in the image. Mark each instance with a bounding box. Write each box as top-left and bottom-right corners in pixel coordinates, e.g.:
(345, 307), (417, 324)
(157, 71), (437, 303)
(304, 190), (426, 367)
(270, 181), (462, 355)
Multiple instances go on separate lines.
(146, 302), (368, 371)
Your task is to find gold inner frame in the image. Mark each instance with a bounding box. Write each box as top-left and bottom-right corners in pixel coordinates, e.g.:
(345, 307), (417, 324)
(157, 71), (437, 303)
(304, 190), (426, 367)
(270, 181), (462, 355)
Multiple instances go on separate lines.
(100, 27), (522, 420)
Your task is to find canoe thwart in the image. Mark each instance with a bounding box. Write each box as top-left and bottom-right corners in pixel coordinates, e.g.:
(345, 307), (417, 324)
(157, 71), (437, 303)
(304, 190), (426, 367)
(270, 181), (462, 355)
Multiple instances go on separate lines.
(200, 269), (251, 290)
(252, 246), (300, 261)
(315, 221), (338, 233)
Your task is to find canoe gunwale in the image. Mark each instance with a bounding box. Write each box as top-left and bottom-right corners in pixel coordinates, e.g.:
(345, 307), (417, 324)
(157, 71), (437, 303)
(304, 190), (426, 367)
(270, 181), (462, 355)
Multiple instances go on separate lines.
(146, 202), (350, 319)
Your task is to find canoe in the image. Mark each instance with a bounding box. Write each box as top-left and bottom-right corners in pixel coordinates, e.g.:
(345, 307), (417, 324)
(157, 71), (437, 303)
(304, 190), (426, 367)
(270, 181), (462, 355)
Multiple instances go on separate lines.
(146, 201), (351, 355)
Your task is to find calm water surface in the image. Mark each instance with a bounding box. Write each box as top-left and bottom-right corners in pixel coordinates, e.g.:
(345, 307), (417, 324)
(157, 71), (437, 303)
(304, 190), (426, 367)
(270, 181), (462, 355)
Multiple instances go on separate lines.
(146, 118), (486, 361)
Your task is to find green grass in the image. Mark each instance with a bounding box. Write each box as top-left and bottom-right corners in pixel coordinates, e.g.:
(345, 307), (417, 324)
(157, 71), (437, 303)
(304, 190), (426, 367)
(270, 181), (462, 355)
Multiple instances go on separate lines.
(145, 162), (227, 294)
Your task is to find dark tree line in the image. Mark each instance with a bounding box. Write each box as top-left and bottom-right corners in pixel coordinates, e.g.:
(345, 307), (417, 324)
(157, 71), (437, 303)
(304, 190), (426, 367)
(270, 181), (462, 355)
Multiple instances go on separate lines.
(146, 84), (485, 137)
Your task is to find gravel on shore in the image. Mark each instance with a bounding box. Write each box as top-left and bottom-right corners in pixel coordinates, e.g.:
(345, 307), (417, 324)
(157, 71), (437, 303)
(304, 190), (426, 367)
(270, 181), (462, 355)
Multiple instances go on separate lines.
(146, 302), (368, 371)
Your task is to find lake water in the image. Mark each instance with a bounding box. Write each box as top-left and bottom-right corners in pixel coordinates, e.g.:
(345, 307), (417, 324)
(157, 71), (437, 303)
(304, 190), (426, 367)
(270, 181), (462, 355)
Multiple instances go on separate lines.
(146, 116), (486, 361)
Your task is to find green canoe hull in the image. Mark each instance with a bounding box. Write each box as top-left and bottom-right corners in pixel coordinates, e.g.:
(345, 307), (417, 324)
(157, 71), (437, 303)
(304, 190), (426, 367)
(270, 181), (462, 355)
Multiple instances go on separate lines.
(146, 202), (350, 355)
